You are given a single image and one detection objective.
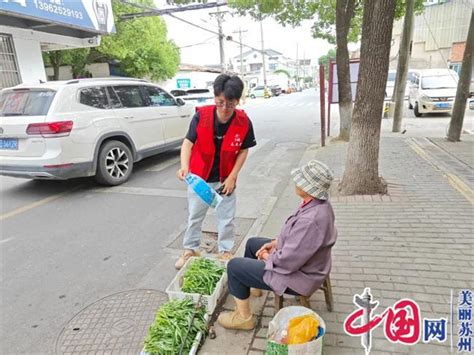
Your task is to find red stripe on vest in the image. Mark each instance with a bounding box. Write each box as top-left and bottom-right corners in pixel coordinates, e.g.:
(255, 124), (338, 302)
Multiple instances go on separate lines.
(189, 105), (250, 181)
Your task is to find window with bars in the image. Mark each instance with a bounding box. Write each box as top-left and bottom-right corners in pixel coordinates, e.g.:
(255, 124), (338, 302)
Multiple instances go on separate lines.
(0, 34), (21, 89)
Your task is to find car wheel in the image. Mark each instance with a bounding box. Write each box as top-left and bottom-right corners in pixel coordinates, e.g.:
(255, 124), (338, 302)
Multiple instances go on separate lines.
(250, 94), (256, 99)
(95, 140), (133, 186)
(408, 100), (413, 109)
(414, 103), (422, 117)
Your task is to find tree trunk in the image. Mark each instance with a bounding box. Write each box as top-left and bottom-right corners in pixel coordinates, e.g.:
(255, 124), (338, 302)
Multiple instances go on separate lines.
(339, 0), (397, 195)
(50, 52), (61, 81)
(335, 0), (356, 141)
(447, 10), (473, 142)
(392, 0), (415, 132)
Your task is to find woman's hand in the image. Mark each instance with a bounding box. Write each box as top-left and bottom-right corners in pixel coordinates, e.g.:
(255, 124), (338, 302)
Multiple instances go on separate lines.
(176, 167), (189, 181)
(222, 175), (237, 195)
(256, 240), (277, 259)
(258, 251), (270, 261)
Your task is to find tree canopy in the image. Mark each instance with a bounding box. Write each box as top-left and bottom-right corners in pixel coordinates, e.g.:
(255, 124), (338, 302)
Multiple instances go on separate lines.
(44, 0), (180, 81)
(226, 0), (425, 44)
(97, 0), (180, 80)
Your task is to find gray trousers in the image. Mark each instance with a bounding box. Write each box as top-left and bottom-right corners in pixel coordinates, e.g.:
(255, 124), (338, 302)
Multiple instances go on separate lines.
(183, 183), (236, 252)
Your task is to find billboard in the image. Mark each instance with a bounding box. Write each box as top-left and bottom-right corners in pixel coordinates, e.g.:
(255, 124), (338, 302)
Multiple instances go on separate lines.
(0, 0), (115, 34)
(329, 60), (360, 103)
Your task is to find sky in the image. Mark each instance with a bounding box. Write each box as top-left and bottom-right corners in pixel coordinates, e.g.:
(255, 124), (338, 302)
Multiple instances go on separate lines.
(152, 1), (335, 67)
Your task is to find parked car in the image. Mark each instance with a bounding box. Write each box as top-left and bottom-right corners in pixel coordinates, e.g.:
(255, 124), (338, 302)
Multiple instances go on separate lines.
(181, 88), (214, 107)
(170, 89), (187, 97)
(408, 69), (459, 117)
(0, 78), (193, 185)
(385, 69), (411, 101)
(249, 86), (271, 99)
(269, 85), (282, 96)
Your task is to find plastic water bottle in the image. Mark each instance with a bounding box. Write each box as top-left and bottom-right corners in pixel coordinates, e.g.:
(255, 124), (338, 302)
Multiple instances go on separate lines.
(185, 173), (223, 209)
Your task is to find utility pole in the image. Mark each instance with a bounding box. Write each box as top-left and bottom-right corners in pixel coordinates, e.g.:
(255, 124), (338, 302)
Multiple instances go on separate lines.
(232, 28), (248, 77)
(392, 0), (415, 132)
(296, 43), (299, 90)
(210, 5), (228, 73)
(260, 19), (267, 90)
(303, 51), (307, 87)
(447, 10), (473, 141)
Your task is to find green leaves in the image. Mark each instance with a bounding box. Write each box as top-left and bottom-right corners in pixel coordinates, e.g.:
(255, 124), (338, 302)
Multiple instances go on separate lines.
(143, 298), (207, 355)
(97, 0), (180, 81)
(181, 258), (225, 295)
(44, 0), (180, 81)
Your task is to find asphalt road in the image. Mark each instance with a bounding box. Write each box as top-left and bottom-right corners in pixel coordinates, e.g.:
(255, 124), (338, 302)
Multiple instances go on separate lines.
(0, 89), (322, 354)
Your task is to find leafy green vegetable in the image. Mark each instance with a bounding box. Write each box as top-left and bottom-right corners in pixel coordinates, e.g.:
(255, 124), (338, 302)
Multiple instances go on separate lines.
(143, 298), (207, 355)
(181, 258), (225, 295)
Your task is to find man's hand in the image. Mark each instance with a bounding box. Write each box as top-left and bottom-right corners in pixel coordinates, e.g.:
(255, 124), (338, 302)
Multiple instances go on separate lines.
(256, 240), (277, 259)
(176, 167), (189, 181)
(221, 175), (237, 196)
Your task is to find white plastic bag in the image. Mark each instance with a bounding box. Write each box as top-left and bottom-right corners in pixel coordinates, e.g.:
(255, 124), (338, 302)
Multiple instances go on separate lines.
(266, 306), (325, 355)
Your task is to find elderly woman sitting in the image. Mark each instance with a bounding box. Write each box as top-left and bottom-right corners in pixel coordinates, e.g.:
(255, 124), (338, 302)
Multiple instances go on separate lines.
(217, 160), (337, 330)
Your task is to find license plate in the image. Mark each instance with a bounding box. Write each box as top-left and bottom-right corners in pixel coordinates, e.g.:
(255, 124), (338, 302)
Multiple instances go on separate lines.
(0, 138), (19, 150)
(437, 102), (450, 108)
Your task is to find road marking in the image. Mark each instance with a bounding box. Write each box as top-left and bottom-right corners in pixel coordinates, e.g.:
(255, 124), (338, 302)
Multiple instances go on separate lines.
(446, 173), (474, 204)
(0, 237), (14, 245)
(94, 186), (187, 199)
(0, 188), (79, 222)
(146, 157), (180, 172)
(408, 139), (473, 204)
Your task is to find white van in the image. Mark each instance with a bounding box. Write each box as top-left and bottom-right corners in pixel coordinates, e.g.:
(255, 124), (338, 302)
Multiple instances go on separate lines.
(408, 69), (459, 117)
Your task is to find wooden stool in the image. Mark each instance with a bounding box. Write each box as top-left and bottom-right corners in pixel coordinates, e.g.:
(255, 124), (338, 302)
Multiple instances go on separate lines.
(274, 276), (334, 313)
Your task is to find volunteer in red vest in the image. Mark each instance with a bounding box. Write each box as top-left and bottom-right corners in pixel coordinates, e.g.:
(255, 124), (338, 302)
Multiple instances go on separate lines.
(175, 74), (256, 269)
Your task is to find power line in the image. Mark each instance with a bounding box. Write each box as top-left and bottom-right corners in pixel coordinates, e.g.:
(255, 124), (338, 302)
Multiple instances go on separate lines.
(120, 1), (227, 20)
(179, 36), (216, 49)
(120, 1), (297, 73)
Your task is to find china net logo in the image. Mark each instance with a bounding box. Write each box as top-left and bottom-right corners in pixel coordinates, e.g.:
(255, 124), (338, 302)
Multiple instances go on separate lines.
(343, 288), (472, 353)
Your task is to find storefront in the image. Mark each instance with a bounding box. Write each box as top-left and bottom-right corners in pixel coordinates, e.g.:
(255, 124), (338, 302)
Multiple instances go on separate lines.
(0, 0), (115, 88)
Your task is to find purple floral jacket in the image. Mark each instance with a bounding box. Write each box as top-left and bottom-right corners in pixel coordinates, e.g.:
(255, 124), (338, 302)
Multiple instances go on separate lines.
(263, 199), (337, 296)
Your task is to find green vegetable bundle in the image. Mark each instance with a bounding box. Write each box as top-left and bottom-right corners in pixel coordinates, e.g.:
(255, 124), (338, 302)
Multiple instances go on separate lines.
(181, 258), (225, 295)
(143, 298), (207, 355)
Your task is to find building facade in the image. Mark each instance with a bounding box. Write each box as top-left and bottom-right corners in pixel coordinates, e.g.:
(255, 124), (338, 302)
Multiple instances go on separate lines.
(231, 48), (297, 90)
(390, 0), (472, 70)
(0, 0), (115, 89)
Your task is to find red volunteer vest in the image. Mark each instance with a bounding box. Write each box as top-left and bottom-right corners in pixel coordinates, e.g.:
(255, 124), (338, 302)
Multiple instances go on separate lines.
(189, 105), (250, 182)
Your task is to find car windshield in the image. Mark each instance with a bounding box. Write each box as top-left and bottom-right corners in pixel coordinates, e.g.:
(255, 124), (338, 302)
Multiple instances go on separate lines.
(421, 75), (457, 89)
(0, 89), (56, 116)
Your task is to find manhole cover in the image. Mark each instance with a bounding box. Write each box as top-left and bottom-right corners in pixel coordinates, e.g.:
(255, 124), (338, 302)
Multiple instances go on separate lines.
(55, 289), (167, 354)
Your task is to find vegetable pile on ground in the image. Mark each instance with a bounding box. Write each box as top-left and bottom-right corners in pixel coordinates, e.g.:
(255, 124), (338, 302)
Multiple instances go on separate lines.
(143, 298), (207, 355)
(181, 258), (225, 295)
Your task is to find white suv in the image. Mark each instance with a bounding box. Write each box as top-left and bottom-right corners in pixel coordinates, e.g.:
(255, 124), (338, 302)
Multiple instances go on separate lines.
(0, 78), (194, 185)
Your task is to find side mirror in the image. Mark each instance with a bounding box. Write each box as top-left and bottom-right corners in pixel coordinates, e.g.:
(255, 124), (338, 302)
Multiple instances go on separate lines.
(176, 98), (185, 106)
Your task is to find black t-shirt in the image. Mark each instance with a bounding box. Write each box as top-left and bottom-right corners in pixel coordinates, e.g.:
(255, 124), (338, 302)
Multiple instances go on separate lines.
(185, 108), (257, 182)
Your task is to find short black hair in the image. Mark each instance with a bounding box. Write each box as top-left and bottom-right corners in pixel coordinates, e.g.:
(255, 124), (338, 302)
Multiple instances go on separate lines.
(213, 74), (244, 100)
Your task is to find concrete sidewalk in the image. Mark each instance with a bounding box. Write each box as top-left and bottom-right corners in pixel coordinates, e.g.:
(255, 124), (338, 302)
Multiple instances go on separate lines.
(201, 121), (473, 353)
